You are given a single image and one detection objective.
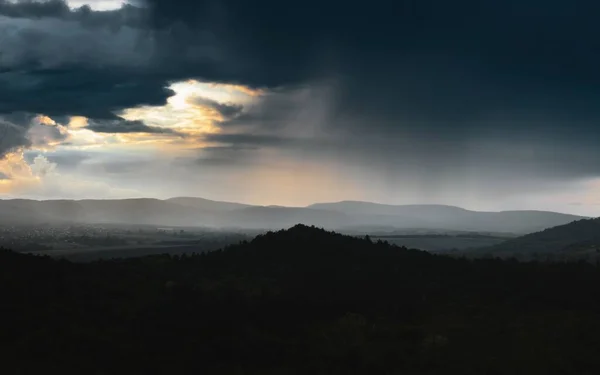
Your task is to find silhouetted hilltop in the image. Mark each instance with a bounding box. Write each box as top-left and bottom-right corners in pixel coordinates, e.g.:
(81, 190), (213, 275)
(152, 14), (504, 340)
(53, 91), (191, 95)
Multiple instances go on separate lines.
(478, 217), (600, 259)
(230, 224), (411, 256)
(3, 226), (600, 374)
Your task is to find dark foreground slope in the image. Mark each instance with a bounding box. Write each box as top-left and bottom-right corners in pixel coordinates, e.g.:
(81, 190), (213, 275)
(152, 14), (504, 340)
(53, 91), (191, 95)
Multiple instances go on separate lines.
(3, 225), (600, 375)
(477, 217), (600, 260)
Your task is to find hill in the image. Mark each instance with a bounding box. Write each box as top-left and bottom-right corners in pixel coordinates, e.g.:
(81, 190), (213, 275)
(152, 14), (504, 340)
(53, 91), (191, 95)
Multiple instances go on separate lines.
(309, 201), (585, 233)
(476, 217), (600, 260)
(3, 225), (600, 374)
(166, 196), (252, 211)
(0, 198), (586, 233)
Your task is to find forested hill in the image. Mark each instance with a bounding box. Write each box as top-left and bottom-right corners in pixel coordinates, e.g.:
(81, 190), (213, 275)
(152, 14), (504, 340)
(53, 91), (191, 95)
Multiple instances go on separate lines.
(3, 225), (600, 374)
(478, 217), (600, 259)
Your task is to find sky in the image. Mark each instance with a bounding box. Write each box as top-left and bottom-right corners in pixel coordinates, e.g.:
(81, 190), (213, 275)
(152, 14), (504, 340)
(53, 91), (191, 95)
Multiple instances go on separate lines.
(0, 0), (599, 216)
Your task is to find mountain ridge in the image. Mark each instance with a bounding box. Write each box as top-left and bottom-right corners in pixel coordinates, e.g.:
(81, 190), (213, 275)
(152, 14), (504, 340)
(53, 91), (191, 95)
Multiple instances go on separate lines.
(0, 197), (588, 233)
(476, 217), (600, 259)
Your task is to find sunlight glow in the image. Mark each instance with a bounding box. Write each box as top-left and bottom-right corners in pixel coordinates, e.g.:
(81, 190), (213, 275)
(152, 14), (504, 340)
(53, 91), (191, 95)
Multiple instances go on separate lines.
(120, 80), (259, 137)
(0, 151), (40, 193)
(69, 116), (89, 129)
(36, 115), (56, 126)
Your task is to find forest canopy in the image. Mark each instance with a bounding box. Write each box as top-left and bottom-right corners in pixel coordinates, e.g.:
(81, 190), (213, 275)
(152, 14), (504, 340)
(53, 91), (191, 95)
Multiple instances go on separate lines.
(3, 224), (600, 374)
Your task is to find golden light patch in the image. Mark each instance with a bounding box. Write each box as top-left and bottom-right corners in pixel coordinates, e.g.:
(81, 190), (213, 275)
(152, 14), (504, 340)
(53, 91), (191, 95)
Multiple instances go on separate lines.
(229, 154), (364, 206)
(163, 80), (258, 121)
(204, 81), (263, 97)
(63, 128), (123, 150)
(0, 150), (41, 193)
(0, 179), (13, 194)
(119, 79), (259, 141)
(69, 116), (89, 129)
(8, 79), (262, 167)
(36, 115), (57, 126)
(581, 178), (600, 206)
(114, 132), (179, 145)
(121, 86), (241, 136)
(173, 80), (262, 102)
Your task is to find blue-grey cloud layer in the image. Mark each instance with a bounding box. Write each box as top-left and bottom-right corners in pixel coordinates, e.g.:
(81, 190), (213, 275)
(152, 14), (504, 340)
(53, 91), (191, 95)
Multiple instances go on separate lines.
(1, 0), (600, 196)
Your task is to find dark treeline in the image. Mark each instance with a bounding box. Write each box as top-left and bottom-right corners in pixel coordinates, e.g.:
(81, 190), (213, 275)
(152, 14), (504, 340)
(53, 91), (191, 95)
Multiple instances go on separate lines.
(3, 224), (600, 374)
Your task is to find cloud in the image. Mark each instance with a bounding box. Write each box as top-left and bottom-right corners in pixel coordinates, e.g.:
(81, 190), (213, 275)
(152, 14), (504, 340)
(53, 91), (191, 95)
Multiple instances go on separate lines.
(27, 116), (70, 148)
(0, 112), (76, 157)
(24, 149), (92, 169)
(204, 133), (290, 147)
(1, 0), (600, 212)
(0, 0), (71, 20)
(0, 6), (152, 70)
(0, 150), (141, 198)
(85, 118), (179, 134)
(0, 68), (175, 119)
(0, 115), (31, 156)
(3, 0), (600, 128)
(189, 96), (243, 119)
(190, 145), (259, 168)
(0, 0), (231, 119)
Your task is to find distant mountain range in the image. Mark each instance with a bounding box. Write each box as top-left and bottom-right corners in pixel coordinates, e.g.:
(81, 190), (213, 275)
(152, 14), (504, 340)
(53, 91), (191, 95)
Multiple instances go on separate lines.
(0, 197), (588, 234)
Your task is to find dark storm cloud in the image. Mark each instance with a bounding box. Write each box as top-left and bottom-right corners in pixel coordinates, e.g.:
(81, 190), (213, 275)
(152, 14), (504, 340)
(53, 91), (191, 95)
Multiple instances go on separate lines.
(202, 132), (333, 155)
(140, 0), (600, 161)
(217, 85), (322, 130)
(190, 97), (243, 119)
(0, 0), (70, 18)
(3, 0), (600, 119)
(0, 171), (8, 180)
(0, 0), (250, 121)
(0, 113), (35, 156)
(0, 69), (175, 120)
(204, 133), (289, 147)
(0, 0), (147, 29)
(179, 145), (260, 168)
(3, 0), (600, 184)
(0, 112), (74, 156)
(85, 118), (179, 134)
(140, 0), (600, 85)
(4, 0), (600, 126)
(1, 1), (180, 119)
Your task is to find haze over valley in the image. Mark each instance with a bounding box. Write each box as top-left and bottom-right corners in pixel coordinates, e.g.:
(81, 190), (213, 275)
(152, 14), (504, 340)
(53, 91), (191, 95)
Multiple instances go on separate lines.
(0, 196), (590, 261)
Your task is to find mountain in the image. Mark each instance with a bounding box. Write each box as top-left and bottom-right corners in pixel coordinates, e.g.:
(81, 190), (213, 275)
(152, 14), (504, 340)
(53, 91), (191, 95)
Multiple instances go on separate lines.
(308, 201), (585, 233)
(309, 201), (469, 216)
(476, 217), (600, 259)
(0, 197), (586, 233)
(166, 197), (252, 211)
